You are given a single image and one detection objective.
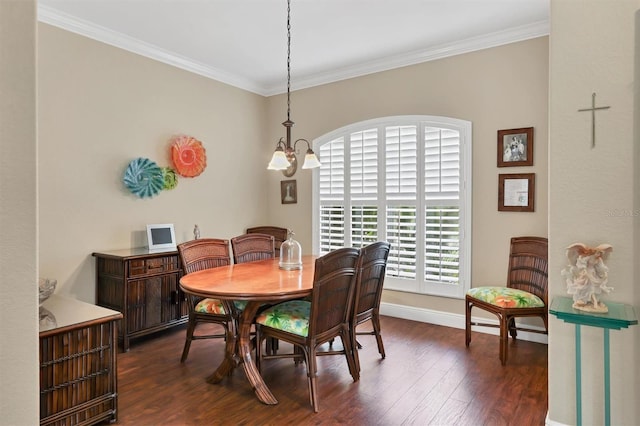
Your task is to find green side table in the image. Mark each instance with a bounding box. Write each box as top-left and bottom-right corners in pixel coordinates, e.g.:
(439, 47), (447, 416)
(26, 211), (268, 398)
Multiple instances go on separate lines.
(549, 296), (637, 426)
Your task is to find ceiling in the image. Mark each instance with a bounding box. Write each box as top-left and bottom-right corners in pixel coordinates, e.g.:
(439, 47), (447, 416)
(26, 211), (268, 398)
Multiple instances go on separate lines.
(37, 0), (549, 96)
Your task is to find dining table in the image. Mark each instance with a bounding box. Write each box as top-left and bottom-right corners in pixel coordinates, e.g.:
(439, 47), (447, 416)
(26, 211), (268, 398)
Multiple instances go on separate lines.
(179, 254), (317, 405)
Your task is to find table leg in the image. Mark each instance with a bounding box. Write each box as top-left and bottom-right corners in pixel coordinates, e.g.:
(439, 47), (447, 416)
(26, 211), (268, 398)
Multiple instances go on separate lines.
(206, 301), (239, 383)
(239, 301), (279, 405)
(575, 324), (582, 426)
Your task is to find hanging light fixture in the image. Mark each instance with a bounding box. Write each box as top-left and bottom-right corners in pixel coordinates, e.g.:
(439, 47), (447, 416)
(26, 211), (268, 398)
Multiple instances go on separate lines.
(267, 0), (321, 177)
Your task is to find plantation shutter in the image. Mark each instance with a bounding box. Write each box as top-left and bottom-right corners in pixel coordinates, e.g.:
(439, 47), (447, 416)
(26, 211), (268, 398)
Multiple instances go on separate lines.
(350, 129), (378, 248)
(313, 116), (471, 298)
(385, 126), (417, 279)
(319, 137), (346, 253)
(424, 127), (460, 284)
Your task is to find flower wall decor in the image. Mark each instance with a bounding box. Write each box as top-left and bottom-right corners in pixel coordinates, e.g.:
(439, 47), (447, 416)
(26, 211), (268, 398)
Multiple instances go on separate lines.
(161, 167), (178, 190)
(122, 134), (206, 198)
(123, 157), (165, 198)
(171, 135), (207, 177)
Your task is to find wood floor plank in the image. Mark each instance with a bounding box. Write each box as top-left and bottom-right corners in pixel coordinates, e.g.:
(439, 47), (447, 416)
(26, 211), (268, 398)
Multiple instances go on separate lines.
(115, 316), (547, 425)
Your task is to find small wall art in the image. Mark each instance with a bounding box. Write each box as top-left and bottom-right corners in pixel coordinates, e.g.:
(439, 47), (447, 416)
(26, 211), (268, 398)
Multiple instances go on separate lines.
(281, 180), (297, 204)
(497, 127), (533, 167)
(498, 173), (535, 212)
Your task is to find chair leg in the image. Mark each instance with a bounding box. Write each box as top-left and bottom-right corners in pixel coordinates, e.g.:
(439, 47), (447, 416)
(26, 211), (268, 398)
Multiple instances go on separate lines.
(303, 346), (319, 413)
(371, 312), (385, 359)
(342, 331), (359, 382)
(508, 317), (518, 340)
(265, 337), (279, 355)
(181, 315), (197, 362)
(465, 300), (472, 347)
(499, 315), (508, 366)
(351, 324), (361, 374)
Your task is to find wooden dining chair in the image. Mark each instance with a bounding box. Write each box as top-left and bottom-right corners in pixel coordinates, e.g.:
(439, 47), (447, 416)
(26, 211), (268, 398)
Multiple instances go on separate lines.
(246, 226), (288, 258)
(254, 247), (361, 412)
(465, 236), (549, 365)
(231, 232), (278, 353)
(177, 238), (233, 363)
(351, 241), (391, 373)
(231, 233), (275, 264)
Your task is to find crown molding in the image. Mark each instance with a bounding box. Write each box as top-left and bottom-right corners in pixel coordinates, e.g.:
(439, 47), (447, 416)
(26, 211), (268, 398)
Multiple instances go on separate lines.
(38, 5), (548, 97)
(37, 5), (265, 95)
(270, 20), (549, 96)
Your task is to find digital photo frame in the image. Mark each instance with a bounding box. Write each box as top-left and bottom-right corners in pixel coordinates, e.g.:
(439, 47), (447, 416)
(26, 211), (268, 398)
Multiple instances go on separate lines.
(146, 223), (177, 252)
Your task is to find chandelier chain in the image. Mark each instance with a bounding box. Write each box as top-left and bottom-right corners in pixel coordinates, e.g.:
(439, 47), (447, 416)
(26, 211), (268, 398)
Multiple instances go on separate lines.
(286, 0), (291, 121)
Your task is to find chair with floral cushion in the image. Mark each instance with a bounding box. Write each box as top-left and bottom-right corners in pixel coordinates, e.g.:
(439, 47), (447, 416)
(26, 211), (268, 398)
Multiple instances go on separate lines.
(254, 247), (361, 412)
(351, 241), (391, 373)
(231, 232), (279, 354)
(246, 226), (288, 258)
(465, 236), (548, 365)
(231, 233), (275, 264)
(177, 238), (233, 363)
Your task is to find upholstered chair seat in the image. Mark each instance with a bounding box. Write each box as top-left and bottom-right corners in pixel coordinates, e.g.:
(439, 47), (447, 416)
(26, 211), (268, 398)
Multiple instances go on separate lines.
(465, 236), (549, 365)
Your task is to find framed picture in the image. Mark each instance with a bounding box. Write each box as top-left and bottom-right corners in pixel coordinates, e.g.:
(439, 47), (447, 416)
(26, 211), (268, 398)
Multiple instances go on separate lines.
(498, 173), (535, 212)
(497, 127), (534, 167)
(281, 180), (297, 204)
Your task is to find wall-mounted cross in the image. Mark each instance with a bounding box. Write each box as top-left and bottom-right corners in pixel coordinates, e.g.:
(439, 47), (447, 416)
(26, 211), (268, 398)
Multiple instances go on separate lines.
(578, 92), (611, 148)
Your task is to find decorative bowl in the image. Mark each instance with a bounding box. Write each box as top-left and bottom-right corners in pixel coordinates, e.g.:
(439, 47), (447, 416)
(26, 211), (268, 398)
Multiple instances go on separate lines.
(39, 278), (57, 305)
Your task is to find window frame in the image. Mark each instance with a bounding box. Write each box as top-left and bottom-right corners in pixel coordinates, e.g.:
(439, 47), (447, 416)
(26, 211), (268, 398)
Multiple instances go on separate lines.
(312, 115), (472, 299)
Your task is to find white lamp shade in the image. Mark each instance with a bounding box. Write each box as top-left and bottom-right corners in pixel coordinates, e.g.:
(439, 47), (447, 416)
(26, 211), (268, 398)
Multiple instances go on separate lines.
(268, 150), (291, 170)
(301, 151), (321, 169)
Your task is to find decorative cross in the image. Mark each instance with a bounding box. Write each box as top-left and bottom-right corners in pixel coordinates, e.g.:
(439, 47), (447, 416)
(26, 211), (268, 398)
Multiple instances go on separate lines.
(578, 92), (611, 148)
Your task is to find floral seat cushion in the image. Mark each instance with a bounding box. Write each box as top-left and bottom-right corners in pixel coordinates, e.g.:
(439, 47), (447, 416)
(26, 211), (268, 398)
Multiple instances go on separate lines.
(194, 298), (247, 314)
(467, 287), (544, 308)
(255, 300), (311, 337)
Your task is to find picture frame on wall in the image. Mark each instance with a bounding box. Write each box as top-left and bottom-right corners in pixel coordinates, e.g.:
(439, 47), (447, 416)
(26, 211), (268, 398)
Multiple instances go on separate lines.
(497, 127), (534, 167)
(498, 173), (535, 212)
(281, 180), (297, 204)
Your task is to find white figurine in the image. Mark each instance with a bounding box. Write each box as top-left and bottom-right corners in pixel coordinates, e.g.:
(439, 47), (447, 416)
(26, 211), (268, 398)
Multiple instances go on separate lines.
(561, 242), (613, 313)
(193, 224), (200, 240)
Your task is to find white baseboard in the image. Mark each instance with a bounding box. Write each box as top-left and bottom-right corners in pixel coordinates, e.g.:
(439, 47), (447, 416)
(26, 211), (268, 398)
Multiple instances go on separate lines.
(545, 412), (569, 426)
(379, 301), (548, 345)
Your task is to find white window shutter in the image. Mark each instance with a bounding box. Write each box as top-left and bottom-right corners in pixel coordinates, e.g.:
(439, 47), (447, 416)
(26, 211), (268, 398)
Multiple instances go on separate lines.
(314, 116), (471, 298)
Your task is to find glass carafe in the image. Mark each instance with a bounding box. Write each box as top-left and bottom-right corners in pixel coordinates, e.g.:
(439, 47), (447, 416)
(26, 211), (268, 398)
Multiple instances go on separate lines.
(279, 230), (302, 270)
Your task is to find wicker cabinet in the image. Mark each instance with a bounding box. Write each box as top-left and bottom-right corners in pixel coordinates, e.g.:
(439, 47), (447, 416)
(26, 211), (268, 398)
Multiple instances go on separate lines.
(93, 248), (188, 351)
(39, 295), (122, 426)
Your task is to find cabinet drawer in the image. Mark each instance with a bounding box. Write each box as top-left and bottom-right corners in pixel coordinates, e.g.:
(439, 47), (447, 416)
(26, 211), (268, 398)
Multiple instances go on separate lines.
(128, 255), (180, 278)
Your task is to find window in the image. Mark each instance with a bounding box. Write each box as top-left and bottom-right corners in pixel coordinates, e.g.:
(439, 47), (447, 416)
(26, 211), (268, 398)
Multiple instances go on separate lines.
(312, 116), (472, 298)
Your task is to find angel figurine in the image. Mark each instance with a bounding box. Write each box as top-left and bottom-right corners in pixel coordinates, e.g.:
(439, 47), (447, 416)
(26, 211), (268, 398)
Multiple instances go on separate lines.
(561, 242), (613, 313)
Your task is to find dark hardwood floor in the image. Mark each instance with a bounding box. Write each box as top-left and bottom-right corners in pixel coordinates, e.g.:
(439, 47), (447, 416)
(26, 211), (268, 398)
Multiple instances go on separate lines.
(115, 316), (547, 425)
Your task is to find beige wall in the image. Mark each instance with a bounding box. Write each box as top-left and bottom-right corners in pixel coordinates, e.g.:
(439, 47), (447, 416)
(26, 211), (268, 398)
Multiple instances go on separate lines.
(38, 24), (269, 303)
(267, 38), (549, 316)
(0, 0), (39, 424)
(549, 1), (640, 424)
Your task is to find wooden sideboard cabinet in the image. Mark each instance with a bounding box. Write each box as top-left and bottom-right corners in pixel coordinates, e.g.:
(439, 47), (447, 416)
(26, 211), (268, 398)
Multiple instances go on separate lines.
(92, 248), (188, 351)
(40, 295), (122, 426)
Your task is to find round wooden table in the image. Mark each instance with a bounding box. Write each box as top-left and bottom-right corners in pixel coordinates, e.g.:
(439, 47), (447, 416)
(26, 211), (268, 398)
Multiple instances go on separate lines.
(179, 255), (316, 405)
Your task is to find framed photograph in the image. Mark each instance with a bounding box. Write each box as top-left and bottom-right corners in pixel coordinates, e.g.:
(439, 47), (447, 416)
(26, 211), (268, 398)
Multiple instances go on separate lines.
(498, 173), (535, 212)
(281, 180), (297, 204)
(497, 127), (534, 167)
(146, 223), (177, 252)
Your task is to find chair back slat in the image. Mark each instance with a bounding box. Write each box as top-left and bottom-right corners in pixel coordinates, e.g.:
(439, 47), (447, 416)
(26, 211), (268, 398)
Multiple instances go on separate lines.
(507, 236), (549, 305)
(177, 238), (231, 274)
(231, 233), (275, 264)
(247, 226), (288, 257)
(309, 248), (360, 337)
(355, 242), (391, 318)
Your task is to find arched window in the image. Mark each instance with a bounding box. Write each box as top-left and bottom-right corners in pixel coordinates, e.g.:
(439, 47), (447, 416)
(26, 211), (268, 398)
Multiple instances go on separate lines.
(312, 116), (472, 298)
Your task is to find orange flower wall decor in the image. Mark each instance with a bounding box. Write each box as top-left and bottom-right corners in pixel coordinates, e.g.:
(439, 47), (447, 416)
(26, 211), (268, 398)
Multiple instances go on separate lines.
(171, 135), (207, 177)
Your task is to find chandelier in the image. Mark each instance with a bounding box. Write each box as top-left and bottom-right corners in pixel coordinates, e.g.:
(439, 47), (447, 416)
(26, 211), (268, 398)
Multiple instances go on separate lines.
(267, 0), (321, 177)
